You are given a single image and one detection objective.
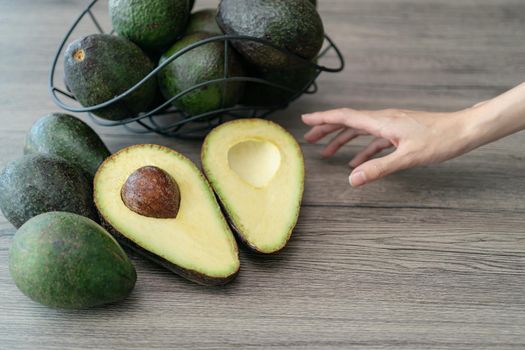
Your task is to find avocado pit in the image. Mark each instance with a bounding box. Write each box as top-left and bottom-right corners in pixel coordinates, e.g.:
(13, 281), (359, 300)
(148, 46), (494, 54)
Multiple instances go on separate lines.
(121, 166), (180, 218)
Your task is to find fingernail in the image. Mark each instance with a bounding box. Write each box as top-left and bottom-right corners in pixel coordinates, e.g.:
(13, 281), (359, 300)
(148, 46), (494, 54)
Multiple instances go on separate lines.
(302, 114), (312, 120)
(349, 171), (366, 187)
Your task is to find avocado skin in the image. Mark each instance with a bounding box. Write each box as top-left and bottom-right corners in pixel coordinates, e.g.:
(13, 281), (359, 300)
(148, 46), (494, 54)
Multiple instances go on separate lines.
(241, 63), (318, 107)
(189, 0), (195, 10)
(186, 9), (222, 36)
(109, 0), (190, 52)
(64, 34), (156, 121)
(9, 212), (136, 309)
(217, 0), (324, 69)
(24, 113), (110, 178)
(158, 32), (245, 116)
(0, 154), (98, 228)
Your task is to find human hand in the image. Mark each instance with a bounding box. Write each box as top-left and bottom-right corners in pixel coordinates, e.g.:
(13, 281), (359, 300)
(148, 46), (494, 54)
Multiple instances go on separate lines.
(302, 107), (483, 187)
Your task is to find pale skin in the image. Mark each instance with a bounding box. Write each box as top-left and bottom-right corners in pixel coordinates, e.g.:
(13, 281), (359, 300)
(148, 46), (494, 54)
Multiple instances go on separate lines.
(302, 82), (525, 187)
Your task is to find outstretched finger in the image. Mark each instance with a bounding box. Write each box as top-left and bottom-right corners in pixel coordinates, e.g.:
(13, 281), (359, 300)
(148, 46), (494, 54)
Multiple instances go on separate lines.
(321, 128), (367, 157)
(302, 108), (384, 137)
(349, 138), (393, 168)
(349, 151), (408, 187)
(304, 124), (344, 143)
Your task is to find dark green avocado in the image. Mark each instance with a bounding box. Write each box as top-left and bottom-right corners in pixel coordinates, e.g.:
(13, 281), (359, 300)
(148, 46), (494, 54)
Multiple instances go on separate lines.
(186, 9), (222, 35)
(189, 0), (195, 10)
(0, 154), (98, 228)
(64, 34), (156, 121)
(158, 32), (246, 116)
(24, 113), (110, 178)
(109, 0), (190, 51)
(241, 62), (318, 107)
(10, 212), (136, 309)
(217, 0), (324, 69)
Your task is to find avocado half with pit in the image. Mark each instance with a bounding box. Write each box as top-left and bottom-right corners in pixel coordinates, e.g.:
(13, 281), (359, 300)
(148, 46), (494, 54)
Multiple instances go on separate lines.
(202, 119), (304, 254)
(94, 144), (240, 286)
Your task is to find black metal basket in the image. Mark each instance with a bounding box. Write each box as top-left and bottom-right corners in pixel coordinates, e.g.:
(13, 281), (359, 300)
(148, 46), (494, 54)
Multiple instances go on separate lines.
(49, 0), (345, 138)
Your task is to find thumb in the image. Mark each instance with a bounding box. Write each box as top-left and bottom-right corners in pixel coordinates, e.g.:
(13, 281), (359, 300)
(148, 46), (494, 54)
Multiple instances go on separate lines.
(349, 152), (406, 187)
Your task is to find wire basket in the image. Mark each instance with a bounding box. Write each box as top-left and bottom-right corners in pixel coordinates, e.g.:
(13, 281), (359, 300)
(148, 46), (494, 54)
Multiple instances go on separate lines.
(49, 0), (345, 139)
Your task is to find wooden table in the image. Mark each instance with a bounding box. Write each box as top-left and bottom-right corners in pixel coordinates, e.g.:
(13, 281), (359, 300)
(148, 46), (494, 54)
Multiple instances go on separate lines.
(1, 1), (524, 349)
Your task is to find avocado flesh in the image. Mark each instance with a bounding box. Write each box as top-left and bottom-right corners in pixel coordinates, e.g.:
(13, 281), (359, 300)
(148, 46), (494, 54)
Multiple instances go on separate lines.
(94, 144), (240, 285)
(202, 119), (304, 254)
(9, 212), (136, 309)
(24, 113), (110, 178)
(217, 0), (324, 69)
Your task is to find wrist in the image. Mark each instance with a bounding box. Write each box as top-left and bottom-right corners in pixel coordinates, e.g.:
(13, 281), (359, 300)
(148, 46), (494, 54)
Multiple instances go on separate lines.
(463, 83), (525, 148)
(458, 99), (503, 150)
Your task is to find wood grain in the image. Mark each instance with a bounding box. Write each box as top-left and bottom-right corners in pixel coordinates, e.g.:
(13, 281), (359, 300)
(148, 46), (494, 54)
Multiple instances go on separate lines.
(0, 0), (524, 349)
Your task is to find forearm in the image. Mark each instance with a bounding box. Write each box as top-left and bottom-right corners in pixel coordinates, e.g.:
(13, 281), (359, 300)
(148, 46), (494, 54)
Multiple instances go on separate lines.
(466, 82), (525, 148)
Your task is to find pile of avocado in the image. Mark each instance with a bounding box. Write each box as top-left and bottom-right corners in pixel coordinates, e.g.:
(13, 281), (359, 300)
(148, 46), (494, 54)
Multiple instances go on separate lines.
(2, 0), (319, 310)
(1, 113), (137, 309)
(63, 0), (324, 120)
(1, 113), (304, 309)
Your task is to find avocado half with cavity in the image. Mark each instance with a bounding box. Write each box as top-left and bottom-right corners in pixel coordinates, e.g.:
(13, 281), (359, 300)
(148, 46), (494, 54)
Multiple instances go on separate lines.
(94, 144), (240, 285)
(201, 119), (304, 254)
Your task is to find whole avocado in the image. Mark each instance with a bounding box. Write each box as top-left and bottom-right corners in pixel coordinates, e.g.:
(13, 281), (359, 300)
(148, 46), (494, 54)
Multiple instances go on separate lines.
(186, 9), (222, 36)
(217, 0), (324, 69)
(10, 212), (136, 309)
(24, 113), (110, 178)
(0, 154), (98, 228)
(64, 34), (156, 121)
(109, 0), (190, 52)
(158, 32), (245, 116)
(242, 62), (318, 106)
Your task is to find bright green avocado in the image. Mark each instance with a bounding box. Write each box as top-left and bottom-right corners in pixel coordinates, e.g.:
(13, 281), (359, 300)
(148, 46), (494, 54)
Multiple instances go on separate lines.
(0, 154), (98, 228)
(64, 34), (156, 121)
(109, 0), (190, 52)
(158, 32), (245, 116)
(24, 113), (110, 178)
(186, 9), (222, 35)
(9, 212), (136, 309)
(217, 0), (324, 69)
